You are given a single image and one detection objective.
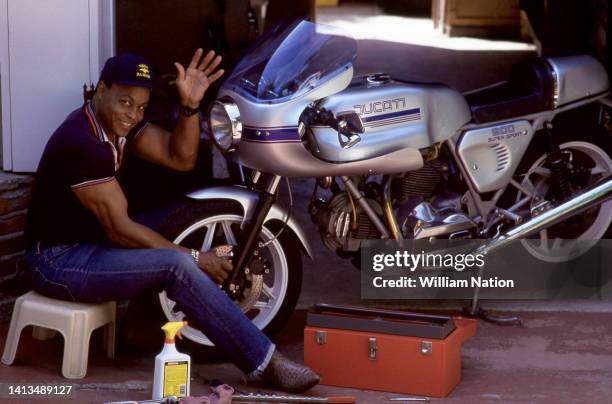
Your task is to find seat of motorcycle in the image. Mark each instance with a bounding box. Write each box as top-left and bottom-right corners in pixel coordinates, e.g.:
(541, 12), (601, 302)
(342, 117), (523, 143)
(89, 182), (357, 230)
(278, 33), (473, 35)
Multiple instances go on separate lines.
(464, 57), (554, 124)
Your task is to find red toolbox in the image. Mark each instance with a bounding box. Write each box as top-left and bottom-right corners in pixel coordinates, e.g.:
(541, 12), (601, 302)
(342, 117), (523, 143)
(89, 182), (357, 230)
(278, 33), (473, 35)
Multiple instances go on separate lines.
(304, 304), (477, 397)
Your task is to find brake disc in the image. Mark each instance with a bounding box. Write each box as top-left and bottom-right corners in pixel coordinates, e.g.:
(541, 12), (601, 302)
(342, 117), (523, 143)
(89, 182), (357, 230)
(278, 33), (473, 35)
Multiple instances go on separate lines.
(238, 272), (263, 312)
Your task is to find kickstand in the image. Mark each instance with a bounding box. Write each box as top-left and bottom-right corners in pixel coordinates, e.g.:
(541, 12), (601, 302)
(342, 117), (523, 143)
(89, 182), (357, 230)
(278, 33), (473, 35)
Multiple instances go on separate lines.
(465, 262), (522, 326)
(462, 305), (522, 326)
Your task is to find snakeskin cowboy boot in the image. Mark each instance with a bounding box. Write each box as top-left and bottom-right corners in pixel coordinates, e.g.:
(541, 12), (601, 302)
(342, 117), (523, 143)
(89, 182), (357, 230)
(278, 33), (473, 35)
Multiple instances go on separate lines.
(263, 350), (320, 393)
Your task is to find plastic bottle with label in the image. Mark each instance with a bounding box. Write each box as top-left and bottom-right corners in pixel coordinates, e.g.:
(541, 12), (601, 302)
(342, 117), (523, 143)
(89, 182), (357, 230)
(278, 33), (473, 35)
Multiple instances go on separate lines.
(152, 321), (191, 400)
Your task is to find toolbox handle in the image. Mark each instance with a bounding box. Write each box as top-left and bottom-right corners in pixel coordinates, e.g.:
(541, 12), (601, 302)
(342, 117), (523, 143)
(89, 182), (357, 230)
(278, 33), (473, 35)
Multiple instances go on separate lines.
(313, 304), (452, 326)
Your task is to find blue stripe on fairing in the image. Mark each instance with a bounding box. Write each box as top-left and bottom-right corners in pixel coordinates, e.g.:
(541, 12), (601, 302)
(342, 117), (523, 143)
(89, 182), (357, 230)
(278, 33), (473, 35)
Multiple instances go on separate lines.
(243, 126), (301, 142)
(362, 108), (420, 123)
(364, 116), (421, 127)
(365, 114), (421, 123)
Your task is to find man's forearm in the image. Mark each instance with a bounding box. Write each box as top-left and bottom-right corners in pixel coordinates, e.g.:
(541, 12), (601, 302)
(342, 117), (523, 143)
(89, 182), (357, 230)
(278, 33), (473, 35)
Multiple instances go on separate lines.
(166, 48), (223, 170)
(169, 112), (200, 169)
(108, 218), (191, 255)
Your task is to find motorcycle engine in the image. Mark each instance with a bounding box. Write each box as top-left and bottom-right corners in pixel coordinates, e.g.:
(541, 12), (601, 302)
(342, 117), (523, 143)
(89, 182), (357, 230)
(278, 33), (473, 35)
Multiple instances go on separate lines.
(312, 191), (383, 252)
(393, 161), (476, 239)
(391, 161), (443, 200)
(310, 161), (477, 256)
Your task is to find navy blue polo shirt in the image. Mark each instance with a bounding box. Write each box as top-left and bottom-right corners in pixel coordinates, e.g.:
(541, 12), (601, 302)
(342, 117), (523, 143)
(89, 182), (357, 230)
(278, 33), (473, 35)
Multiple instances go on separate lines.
(25, 102), (148, 247)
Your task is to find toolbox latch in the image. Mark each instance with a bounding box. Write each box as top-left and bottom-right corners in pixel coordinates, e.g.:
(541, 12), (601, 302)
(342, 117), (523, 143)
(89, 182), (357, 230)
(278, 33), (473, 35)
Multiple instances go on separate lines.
(421, 341), (433, 355)
(315, 330), (326, 345)
(369, 337), (377, 360)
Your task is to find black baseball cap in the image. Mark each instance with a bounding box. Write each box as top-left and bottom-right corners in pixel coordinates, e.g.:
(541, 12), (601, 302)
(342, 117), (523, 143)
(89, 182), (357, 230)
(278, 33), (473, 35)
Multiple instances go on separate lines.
(99, 53), (154, 89)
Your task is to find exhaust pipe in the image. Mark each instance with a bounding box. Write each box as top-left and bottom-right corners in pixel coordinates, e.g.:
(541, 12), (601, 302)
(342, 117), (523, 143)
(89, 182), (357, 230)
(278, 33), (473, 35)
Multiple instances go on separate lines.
(468, 176), (612, 317)
(478, 176), (612, 255)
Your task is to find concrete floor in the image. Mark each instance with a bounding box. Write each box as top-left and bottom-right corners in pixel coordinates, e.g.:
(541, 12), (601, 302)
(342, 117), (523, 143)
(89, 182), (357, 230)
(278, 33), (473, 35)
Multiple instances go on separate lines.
(2, 308), (612, 403)
(2, 4), (611, 404)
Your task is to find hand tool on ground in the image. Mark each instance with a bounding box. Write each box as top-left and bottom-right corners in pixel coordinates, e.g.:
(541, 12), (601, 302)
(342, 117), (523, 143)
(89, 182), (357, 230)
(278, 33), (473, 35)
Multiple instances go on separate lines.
(232, 392), (356, 403)
(388, 397), (430, 402)
(104, 396), (178, 404)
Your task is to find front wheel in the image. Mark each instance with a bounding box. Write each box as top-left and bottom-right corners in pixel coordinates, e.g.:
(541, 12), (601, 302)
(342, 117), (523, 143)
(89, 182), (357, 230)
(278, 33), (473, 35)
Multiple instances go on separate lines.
(157, 200), (302, 346)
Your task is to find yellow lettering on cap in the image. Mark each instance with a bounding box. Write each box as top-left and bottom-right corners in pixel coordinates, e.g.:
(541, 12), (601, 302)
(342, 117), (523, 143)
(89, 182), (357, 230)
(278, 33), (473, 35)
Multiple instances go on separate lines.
(136, 63), (151, 79)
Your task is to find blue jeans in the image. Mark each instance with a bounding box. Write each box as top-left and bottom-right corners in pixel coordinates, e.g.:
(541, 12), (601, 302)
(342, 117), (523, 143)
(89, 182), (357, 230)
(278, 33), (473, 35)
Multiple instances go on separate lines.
(22, 243), (275, 374)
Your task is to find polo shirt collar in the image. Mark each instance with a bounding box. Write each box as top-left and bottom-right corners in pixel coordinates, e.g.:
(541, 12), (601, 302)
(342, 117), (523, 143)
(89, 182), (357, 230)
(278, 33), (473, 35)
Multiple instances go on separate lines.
(84, 102), (126, 170)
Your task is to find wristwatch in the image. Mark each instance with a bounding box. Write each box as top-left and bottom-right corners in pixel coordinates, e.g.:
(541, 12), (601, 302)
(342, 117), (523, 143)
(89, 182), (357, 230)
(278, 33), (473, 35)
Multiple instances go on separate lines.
(191, 249), (200, 264)
(179, 105), (200, 117)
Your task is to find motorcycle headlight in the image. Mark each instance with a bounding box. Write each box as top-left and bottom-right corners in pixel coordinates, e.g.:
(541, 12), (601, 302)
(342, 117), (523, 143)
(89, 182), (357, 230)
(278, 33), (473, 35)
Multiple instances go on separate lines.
(208, 99), (241, 152)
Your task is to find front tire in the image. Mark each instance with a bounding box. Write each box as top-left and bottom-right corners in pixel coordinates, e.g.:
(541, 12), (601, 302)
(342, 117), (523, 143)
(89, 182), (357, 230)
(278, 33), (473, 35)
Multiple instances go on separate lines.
(157, 200), (302, 346)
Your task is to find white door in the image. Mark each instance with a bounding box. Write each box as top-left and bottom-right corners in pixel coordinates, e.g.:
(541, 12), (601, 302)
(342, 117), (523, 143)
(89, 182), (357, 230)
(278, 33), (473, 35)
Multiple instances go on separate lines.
(0, 0), (113, 172)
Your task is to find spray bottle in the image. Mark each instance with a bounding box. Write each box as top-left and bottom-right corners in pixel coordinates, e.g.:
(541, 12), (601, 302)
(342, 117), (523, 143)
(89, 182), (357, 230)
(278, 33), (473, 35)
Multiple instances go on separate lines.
(152, 321), (191, 400)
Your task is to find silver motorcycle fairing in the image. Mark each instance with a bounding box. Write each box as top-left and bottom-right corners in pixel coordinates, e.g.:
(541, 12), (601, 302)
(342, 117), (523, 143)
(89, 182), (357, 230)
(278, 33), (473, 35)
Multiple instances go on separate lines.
(226, 140), (424, 177)
(185, 185), (313, 258)
(457, 120), (534, 193)
(221, 65), (426, 177)
(312, 77), (471, 162)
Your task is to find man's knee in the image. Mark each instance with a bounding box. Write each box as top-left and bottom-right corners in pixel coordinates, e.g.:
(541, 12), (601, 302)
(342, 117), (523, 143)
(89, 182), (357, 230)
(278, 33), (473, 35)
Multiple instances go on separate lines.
(164, 249), (219, 284)
(163, 249), (198, 273)
(161, 249), (218, 292)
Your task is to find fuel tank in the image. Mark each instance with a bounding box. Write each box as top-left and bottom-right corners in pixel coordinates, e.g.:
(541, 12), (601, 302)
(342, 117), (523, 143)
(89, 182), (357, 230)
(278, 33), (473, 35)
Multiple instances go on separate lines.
(311, 74), (471, 162)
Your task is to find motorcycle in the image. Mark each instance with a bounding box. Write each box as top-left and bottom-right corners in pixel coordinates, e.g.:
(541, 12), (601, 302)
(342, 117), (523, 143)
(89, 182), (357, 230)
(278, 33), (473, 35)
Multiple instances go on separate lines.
(157, 20), (612, 345)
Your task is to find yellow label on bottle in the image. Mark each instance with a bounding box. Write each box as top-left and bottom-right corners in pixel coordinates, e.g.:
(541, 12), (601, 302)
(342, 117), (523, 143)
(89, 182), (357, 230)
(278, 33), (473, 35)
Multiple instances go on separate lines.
(163, 361), (188, 398)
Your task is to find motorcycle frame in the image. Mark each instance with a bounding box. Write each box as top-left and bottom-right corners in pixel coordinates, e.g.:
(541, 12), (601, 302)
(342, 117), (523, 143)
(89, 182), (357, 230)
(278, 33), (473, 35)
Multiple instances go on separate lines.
(306, 92), (610, 241)
(203, 93), (610, 256)
(190, 92), (611, 323)
(446, 91), (609, 230)
(220, 78), (609, 238)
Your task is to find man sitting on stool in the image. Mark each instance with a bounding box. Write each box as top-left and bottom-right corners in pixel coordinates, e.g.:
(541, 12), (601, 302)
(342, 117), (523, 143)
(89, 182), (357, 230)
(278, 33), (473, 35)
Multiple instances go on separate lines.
(23, 50), (319, 393)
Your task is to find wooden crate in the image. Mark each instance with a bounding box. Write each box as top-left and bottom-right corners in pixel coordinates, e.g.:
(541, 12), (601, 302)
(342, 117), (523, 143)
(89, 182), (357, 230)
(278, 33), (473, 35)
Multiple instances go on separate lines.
(433, 0), (520, 37)
(316, 0), (339, 7)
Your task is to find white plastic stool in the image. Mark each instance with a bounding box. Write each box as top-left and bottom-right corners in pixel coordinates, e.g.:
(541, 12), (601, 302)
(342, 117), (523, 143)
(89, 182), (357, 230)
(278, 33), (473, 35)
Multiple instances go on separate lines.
(1, 291), (116, 379)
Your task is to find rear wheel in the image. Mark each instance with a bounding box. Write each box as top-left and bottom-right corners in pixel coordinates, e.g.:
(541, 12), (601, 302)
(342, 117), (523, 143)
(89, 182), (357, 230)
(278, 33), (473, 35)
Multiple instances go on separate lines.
(157, 200), (302, 346)
(512, 134), (612, 262)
